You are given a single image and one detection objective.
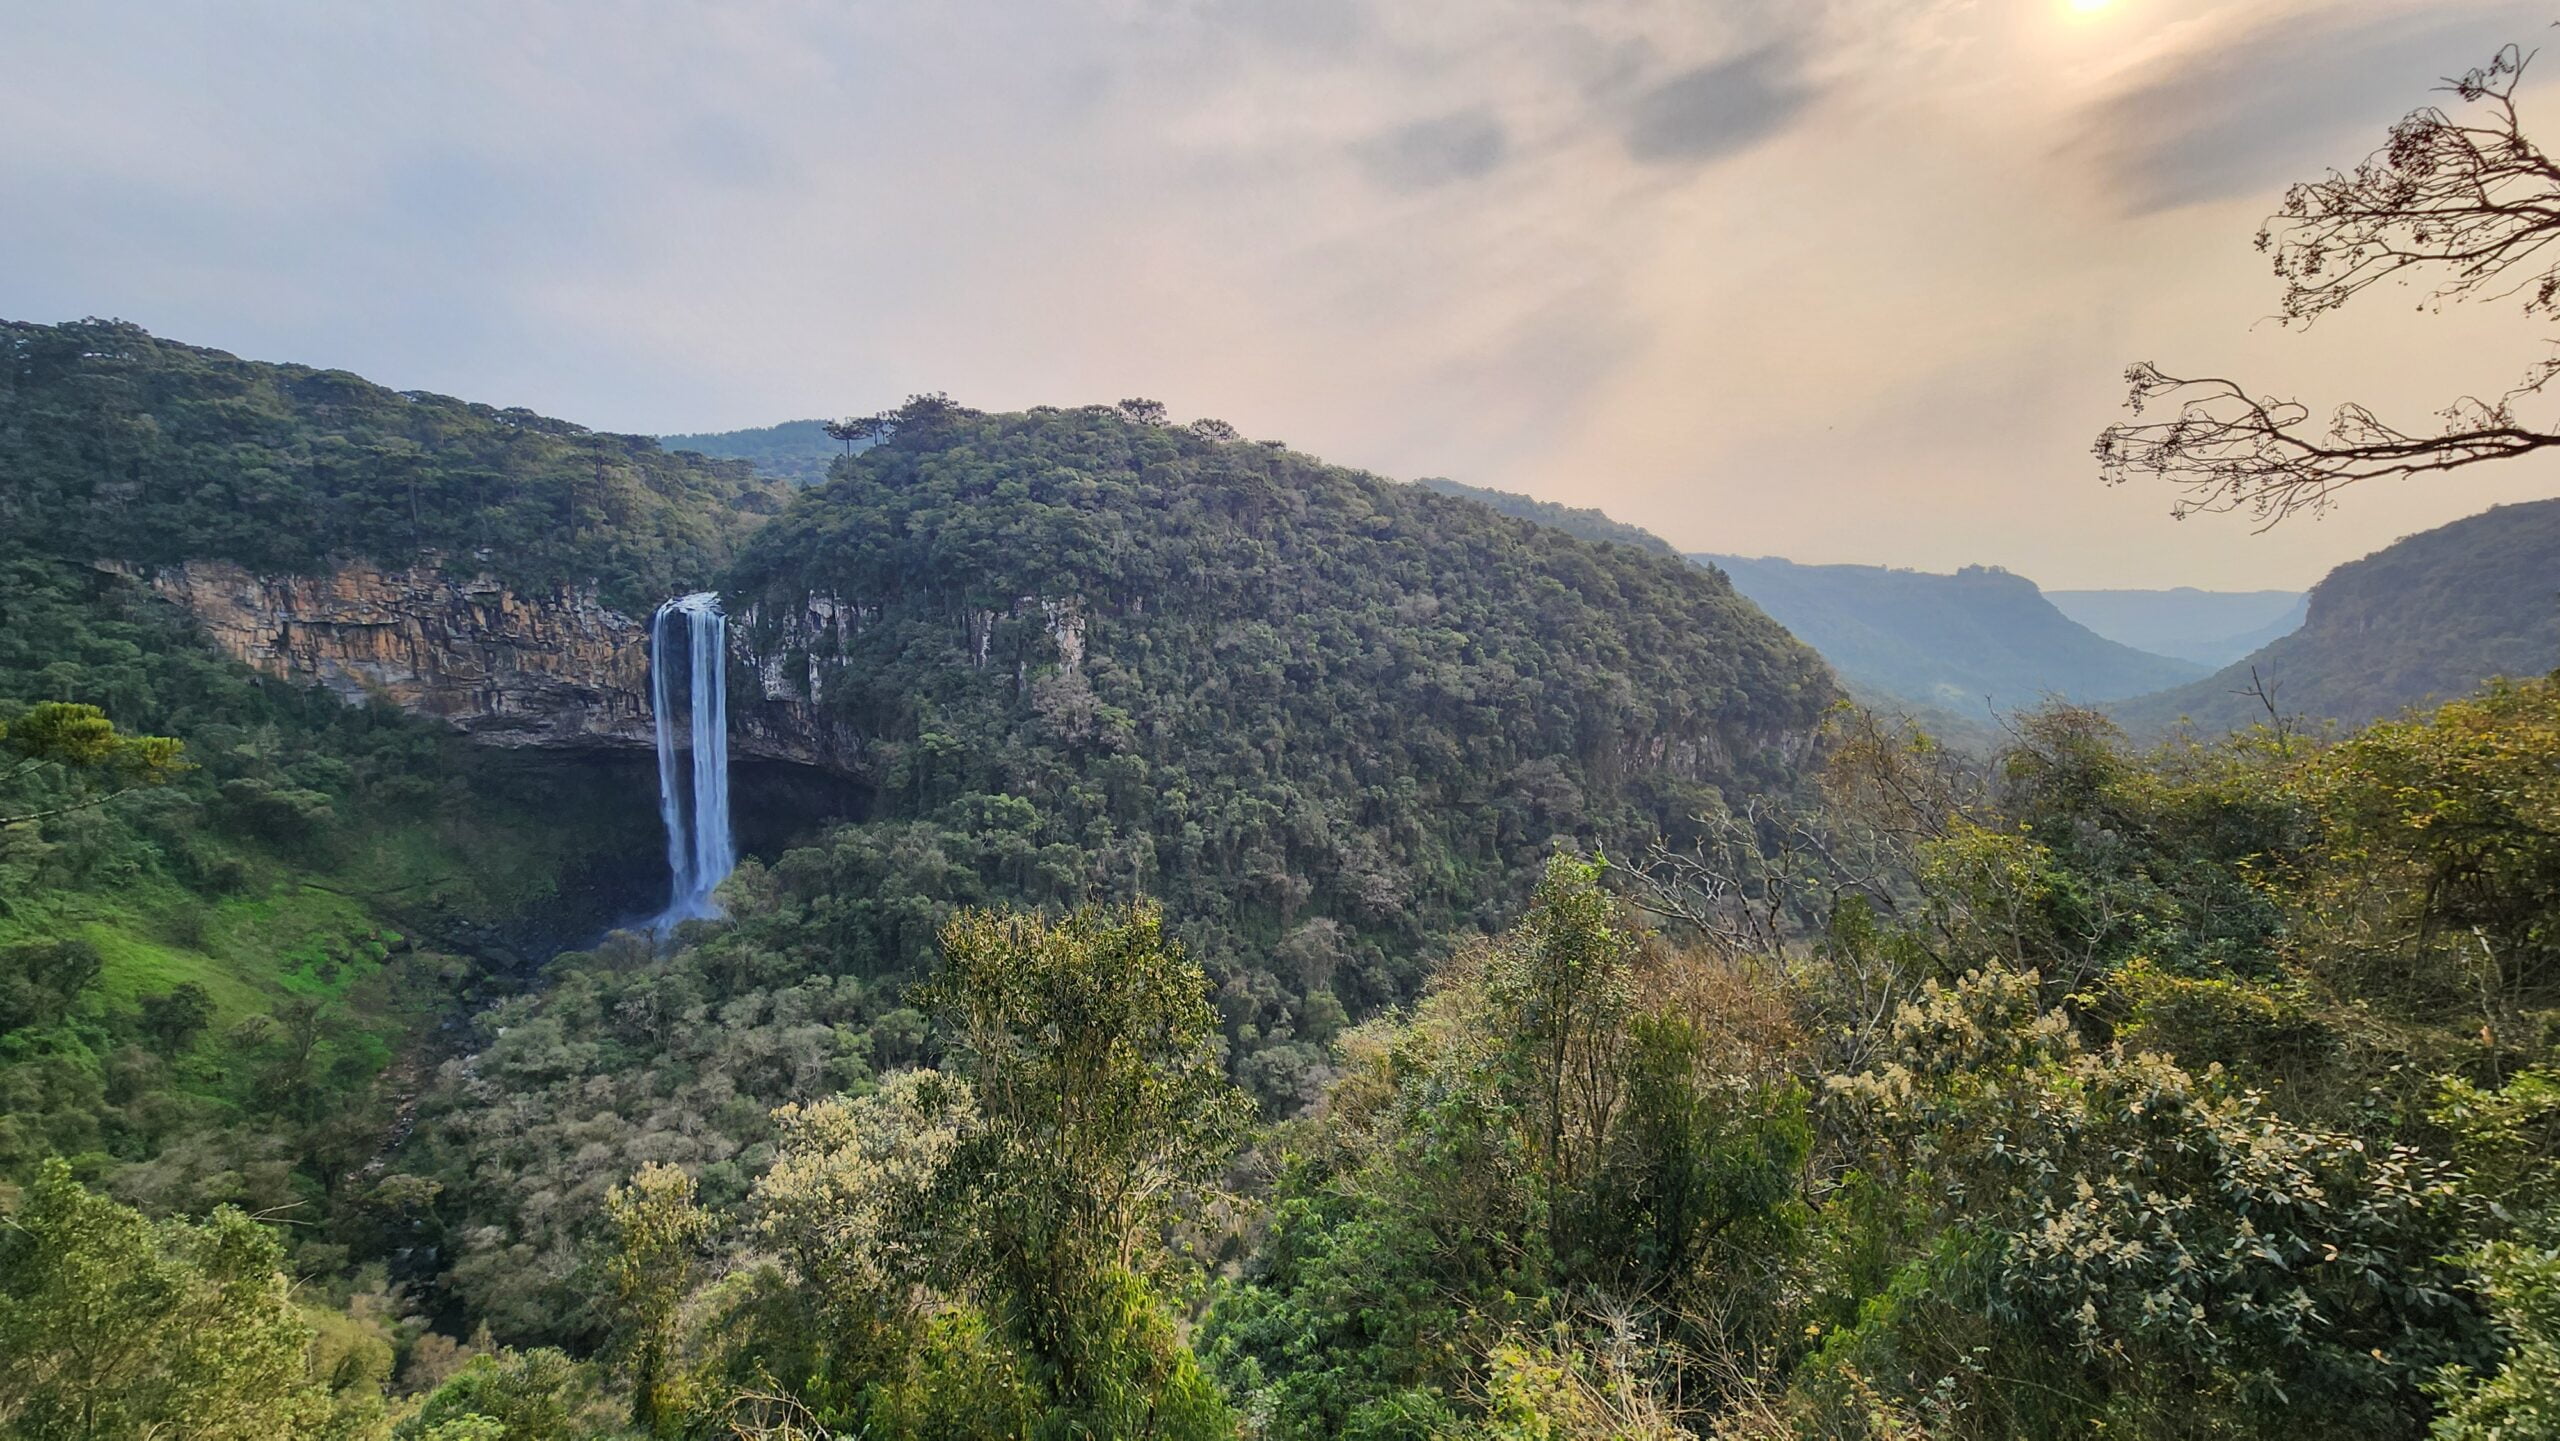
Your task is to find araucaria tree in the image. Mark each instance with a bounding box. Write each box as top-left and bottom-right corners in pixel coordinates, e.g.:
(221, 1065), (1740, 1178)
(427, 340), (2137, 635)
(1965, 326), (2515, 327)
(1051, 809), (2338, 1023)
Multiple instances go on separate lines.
(2098, 44), (2560, 522)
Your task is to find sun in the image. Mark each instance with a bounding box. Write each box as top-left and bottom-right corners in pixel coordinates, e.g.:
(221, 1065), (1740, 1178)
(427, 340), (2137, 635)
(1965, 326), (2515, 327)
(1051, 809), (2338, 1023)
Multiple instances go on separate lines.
(2067, 0), (2114, 12)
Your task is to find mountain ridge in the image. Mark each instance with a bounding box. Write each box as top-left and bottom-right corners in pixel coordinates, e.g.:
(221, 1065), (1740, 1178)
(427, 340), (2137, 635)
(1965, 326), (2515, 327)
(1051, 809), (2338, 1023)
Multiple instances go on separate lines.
(2112, 498), (2560, 735)
(1697, 553), (2206, 714)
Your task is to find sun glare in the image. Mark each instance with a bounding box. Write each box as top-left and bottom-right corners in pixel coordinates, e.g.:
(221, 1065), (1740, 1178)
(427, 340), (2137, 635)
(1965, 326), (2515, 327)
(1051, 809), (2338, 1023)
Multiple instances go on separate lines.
(2068, 0), (2114, 13)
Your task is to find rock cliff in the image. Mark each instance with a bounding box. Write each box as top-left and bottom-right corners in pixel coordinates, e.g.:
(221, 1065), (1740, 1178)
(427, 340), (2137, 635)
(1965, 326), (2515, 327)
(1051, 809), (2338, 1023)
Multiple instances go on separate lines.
(114, 556), (861, 770)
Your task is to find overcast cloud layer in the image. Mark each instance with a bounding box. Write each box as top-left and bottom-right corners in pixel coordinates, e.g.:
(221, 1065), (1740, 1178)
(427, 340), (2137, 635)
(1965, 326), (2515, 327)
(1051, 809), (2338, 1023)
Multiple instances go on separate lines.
(4, 0), (2556, 587)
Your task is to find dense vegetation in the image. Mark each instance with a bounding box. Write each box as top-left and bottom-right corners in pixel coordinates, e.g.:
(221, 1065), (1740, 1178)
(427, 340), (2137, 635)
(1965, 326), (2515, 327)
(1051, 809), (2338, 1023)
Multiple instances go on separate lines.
(1, 319), (787, 610)
(2115, 498), (2560, 736)
(11, 328), (2560, 1436)
(715, 399), (1833, 1108)
(0, 538), (676, 1225)
(660, 420), (856, 489)
(1701, 554), (2206, 714)
(19, 668), (2555, 1437)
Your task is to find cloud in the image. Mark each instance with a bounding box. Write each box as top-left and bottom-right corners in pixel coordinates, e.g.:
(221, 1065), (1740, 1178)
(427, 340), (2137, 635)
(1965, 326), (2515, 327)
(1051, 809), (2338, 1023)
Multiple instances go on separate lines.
(1622, 42), (1818, 165)
(2068, 1), (2541, 215)
(1356, 109), (1509, 191)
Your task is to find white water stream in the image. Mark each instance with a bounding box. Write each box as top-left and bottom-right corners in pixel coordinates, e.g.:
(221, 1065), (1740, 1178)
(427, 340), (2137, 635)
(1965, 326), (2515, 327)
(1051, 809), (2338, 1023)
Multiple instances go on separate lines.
(650, 592), (734, 930)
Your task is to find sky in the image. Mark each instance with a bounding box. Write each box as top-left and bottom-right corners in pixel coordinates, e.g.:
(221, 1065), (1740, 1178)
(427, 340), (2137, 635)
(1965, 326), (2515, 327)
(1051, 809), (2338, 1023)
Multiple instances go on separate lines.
(6, 0), (2559, 589)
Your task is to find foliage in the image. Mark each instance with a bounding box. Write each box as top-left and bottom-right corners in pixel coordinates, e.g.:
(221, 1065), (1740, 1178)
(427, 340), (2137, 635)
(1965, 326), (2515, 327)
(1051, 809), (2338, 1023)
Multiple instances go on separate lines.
(726, 399), (1833, 1106)
(2430, 1239), (2560, 1440)
(1412, 476), (1682, 557)
(921, 903), (1245, 1436)
(624, 906), (1243, 1440)
(0, 318), (787, 611)
(602, 1162), (711, 1429)
(0, 541), (673, 1225)
(0, 1157), (379, 1438)
(392, 1347), (622, 1441)
(1, 702), (186, 829)
(1805, 969), (2484, 1438)
(1202, 857), (1809, 1438)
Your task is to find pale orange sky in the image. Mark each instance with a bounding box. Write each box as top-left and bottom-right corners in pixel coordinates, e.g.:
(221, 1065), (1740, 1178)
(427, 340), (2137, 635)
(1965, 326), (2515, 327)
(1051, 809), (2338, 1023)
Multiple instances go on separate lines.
(5, 0), (2556, 587)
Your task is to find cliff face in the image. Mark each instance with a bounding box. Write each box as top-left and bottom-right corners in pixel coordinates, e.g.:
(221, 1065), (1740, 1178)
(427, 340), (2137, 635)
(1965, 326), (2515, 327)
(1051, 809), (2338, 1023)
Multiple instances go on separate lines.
(118, 557), (861, 770)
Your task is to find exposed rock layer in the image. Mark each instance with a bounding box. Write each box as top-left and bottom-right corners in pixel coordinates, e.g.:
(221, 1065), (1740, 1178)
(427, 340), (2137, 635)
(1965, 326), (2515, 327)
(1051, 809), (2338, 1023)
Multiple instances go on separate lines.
(114, 557), (857, 769)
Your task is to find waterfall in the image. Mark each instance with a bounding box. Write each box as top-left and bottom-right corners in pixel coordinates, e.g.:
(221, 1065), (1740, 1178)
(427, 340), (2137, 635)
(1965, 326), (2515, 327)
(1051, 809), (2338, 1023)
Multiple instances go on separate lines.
(650, 592), (734, 930)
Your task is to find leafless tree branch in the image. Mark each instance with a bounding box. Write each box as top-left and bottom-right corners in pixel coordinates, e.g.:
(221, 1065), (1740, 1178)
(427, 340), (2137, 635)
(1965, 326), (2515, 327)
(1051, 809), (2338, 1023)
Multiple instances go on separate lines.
(2097, 44), (2560, 521)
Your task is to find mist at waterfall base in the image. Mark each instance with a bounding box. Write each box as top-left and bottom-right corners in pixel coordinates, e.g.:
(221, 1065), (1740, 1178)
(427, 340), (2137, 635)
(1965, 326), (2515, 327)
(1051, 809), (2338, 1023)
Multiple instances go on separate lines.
(651, 592), (736, 932)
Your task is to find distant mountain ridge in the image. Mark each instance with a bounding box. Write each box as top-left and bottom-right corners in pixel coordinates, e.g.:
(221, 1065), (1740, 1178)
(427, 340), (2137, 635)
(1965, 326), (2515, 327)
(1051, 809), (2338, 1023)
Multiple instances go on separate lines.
(2112, 498), (2560, 736)
(1698, 555), (2206, 716)
(661, 418), (854, 486)
(1395, 477), (2211, 718)
(2047, 587), (2307, 667)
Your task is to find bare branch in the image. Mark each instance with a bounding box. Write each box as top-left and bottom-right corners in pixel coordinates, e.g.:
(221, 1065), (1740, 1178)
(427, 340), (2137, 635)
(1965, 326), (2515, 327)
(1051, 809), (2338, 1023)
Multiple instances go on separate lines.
(2265, 47), (2560, 325)
(2095, 364), (2560, 524)
(2099, 43), (2560, 520)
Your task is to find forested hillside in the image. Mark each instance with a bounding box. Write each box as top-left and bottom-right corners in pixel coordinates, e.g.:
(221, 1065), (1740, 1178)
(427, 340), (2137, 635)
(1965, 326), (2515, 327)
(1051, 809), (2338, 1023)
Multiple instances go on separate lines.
(1700, 554), (2204, 713)
(710, 399), (1833, 1098)
(0, 322), (808, 1297)
(0, 344), (1855, 1434)
(22, 327), (2560, 1440)
(2114, 498), (2560, 735)
(2, 320), (788, 610)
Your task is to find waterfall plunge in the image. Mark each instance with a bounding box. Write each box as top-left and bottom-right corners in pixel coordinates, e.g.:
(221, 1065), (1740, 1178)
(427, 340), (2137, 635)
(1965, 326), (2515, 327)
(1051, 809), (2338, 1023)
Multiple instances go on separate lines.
(651, 592), (734, 930)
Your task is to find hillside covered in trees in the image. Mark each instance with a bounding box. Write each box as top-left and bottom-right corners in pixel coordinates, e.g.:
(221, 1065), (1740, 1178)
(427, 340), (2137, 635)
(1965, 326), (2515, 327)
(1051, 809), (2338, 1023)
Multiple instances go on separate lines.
(2, 320), (789, 611)
(0, 324), (808, 1356)
(0, 336), (1853, 1434)
(10, 325), (2560, 1439)
(2114, 498), (2560, 736)
(706, 400), (1834, 1103)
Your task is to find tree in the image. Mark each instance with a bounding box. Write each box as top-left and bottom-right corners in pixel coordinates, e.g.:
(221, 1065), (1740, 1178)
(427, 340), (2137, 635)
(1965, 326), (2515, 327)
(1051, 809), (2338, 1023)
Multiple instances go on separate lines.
(602, 1162), (711, 1430)
(2098, 45), (2560, 522)
(1489, 854), (1636, 1258)
(919, 902), (1246, 1433)
(1807, 968), (2487, 1438)
(0, 939), (102, 1037)
(136, 982), (217, 1056)
(393, 1348), (617, 1441)
(0, 1158), (371, 1438)
(823, 416), (887, 454)
(0, 701), (185, 828)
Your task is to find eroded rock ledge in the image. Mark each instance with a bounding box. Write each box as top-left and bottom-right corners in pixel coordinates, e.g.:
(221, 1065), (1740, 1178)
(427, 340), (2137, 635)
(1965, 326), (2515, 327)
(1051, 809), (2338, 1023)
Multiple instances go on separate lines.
(109, 557), (655, 749)
(117, 556), (869, 772)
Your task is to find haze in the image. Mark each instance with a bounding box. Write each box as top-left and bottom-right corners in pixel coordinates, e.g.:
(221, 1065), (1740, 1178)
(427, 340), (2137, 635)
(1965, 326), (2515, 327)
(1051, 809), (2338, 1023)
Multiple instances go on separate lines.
(6, 0), (2556, 588)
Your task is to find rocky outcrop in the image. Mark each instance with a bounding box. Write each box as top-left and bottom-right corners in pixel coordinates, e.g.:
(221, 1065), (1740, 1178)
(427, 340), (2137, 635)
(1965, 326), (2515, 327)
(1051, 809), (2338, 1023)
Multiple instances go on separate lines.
(117, 557), (657, 748)
(114, 557), (866, 771)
